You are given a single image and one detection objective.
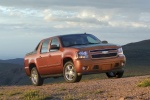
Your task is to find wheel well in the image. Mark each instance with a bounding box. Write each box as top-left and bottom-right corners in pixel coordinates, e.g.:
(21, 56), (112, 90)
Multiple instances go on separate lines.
(63, 57), (73, 66)
(29, 63), (36, 74)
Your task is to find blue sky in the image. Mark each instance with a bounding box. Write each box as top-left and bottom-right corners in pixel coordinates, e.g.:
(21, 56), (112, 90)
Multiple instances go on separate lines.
(0, 0), (150, 59)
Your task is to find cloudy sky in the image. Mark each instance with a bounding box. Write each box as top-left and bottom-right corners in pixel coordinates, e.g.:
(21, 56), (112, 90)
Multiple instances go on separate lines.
(0, 0), (150, 59)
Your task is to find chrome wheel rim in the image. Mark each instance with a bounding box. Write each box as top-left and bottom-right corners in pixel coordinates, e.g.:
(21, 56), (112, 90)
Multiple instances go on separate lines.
(31, 70), (38, 84)
(65, 64), (75, 81)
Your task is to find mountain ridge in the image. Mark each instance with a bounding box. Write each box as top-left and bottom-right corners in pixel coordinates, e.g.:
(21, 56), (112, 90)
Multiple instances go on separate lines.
(0, 58), (24, 65)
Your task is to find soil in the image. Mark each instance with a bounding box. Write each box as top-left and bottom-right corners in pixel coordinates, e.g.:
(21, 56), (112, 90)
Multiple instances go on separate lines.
(0, 75), (150, 100)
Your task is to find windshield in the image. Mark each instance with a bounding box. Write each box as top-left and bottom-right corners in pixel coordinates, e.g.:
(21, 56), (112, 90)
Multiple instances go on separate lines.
(60, 34), (101, 47)
(34, 42), (41, 51)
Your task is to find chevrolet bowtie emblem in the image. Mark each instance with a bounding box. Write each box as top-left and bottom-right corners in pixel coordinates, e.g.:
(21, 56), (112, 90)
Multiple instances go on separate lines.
(102, 51), (109, 54)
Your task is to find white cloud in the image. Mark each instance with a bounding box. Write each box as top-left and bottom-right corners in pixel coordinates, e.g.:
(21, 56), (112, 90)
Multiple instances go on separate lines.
(140, 12), (150, 22)
(0, 6), (43, 17)
(0, 0), (150, 59)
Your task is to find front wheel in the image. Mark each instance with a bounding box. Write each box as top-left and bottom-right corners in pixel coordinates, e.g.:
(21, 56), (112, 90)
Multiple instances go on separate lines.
(106, 70), (124, 78)
(31, 67), (44, 86)
(63, 61), (82, 83)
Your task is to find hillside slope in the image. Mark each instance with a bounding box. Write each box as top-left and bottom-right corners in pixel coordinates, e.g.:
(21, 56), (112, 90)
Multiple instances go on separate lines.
(0, 75), (150, 100)
(123, 39), (150, 66)
(0, 58), (23, 65)
(0, 63), (30, 86)
(122, 39), (150, 76)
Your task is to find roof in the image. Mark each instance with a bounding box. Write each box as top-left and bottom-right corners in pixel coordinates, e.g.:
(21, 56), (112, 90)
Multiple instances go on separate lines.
(41, 33), (90, 41)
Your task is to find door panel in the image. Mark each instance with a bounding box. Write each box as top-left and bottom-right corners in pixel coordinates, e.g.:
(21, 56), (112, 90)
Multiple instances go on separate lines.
(46, 38), (63, 74)
(36, 53), (50, 75)
(47, 51), (62, 74)
(36, 39), (51, 75)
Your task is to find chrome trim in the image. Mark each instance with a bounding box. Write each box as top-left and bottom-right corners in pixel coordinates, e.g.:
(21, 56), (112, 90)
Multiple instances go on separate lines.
(90, 48), (118, 59)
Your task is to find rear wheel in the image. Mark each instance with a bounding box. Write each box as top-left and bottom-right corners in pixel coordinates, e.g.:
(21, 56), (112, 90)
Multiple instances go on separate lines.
(31, 67), (44, 86)
(63, 61), (82, 83)
(116, 70), (124, 78)
(106, 70), (124, 78)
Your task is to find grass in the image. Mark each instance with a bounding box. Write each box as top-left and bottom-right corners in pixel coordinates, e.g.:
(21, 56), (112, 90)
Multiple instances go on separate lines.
(94, 89), (104, 94)
(0, 93), (4, 96)
(58, 87), (67, 91)
(0, 89), (52, 100)
(137, 78), (150, 87)
(63, 94), (75, 100)
(23, 90), (51, 100)
(7, 91), (21, 96)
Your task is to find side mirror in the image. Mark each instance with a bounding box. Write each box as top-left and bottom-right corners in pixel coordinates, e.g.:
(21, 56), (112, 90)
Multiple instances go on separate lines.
(50, 45), (59, 50)
(102, 40), (108, 44)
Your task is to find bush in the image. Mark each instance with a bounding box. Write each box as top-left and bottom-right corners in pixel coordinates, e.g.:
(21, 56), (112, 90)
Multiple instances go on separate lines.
(137, 79), (150, 87)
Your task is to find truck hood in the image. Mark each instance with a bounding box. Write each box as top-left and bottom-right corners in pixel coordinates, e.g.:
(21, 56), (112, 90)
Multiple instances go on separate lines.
(70, 43), (120, 51)
(26, 51), (37, 56)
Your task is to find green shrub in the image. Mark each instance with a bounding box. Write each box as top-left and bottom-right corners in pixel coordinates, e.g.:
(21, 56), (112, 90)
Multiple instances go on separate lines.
(137, 79), (150, 87)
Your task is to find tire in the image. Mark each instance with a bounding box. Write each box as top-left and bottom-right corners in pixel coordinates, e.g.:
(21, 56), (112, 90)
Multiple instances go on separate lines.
(106, 72), (116, 78)
(63, 61), (82, 83)
(31, 67), (44, 86)
(106, 70), (124, 78)
(116, 70), (124, 78)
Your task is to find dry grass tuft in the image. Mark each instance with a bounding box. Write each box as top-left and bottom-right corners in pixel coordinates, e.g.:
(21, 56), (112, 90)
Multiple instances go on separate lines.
(137, 78), (150, 87)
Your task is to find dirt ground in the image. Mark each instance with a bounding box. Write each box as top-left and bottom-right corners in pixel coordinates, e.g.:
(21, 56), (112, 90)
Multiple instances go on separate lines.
(0, 75), (150, 100)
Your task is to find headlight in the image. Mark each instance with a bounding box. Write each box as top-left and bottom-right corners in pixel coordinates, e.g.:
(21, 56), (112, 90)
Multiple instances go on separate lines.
(77, 51), (89, 58)
(118, 48), (123, 55)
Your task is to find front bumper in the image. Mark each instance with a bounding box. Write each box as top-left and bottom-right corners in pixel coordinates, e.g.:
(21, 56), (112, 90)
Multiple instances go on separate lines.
(74, 56), (126, 75)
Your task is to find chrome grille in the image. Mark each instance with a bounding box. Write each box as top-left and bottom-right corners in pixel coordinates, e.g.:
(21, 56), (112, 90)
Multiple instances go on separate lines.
(90, 48), (117, 59)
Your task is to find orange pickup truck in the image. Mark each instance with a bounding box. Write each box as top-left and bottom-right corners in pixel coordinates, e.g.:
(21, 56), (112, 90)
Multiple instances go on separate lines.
(24, 33), (126, 86)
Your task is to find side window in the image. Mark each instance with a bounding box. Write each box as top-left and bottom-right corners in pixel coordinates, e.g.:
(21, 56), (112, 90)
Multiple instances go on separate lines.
(50, 38), (60, 52)
(41, 39), (50, 53)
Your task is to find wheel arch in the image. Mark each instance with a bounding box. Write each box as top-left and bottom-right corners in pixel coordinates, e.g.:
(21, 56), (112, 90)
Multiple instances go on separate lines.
(29, 63), (37, 75)
(63, 57), (73, 66)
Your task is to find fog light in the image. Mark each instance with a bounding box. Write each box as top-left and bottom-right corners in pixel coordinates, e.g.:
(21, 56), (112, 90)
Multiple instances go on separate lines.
(121, 62), (125, 67)
(82, 66), (87, 70)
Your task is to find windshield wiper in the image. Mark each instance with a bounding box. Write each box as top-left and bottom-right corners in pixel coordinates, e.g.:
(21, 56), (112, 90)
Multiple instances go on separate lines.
(86, 43), (100, 45)
(65, 43), (100, 47)
(68, 44), (86, 47)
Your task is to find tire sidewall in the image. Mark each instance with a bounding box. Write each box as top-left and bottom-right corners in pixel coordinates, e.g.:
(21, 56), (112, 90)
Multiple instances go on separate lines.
(106, 72), (116, 78)
(63, 61), (77, 83)
(31, 67), (43, 86)
(116, 70), (124, 78)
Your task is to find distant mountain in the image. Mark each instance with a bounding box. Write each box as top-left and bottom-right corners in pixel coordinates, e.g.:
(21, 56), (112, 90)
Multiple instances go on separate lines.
(0, 63), (30, 86)
(123, 39), (150, 66)
(0, 58), (24, 65)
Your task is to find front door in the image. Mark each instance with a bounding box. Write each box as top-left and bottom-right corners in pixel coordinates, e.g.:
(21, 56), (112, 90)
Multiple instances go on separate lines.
(47, 38), (62, 74)
(37, 39), (51, 75)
